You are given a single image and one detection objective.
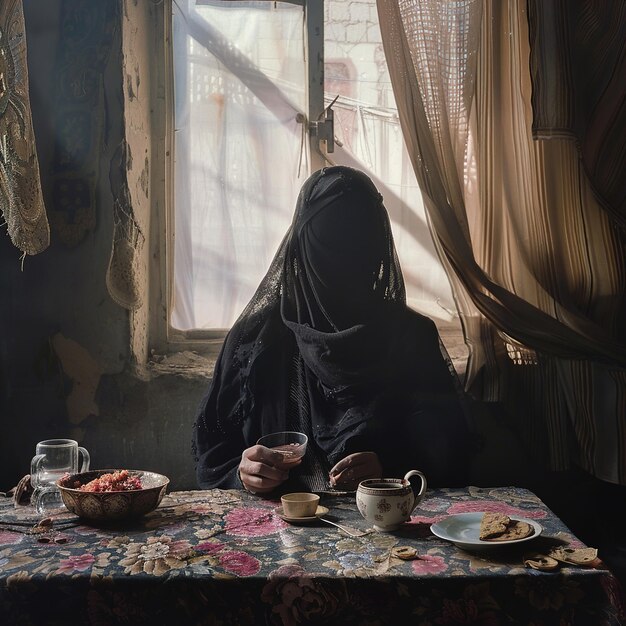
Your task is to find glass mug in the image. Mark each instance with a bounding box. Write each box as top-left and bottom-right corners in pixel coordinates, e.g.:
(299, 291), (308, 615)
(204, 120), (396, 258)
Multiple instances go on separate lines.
(30, 439), (90, 514)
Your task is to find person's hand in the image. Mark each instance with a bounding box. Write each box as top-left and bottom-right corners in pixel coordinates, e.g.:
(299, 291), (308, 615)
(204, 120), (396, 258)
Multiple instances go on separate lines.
(328, 452), (382, 490)
(238, 445), (300, 494)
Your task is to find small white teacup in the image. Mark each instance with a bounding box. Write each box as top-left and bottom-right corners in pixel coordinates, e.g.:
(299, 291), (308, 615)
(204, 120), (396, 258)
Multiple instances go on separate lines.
(281, 492), (320, 518)
(356, 470), (427, 531)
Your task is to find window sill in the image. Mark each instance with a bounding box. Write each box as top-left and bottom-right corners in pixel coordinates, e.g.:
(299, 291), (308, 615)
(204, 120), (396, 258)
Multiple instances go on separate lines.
(147, 350), (216, 379)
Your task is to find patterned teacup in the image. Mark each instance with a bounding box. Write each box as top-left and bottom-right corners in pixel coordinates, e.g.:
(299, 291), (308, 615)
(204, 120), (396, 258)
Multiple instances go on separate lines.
(356, 470), (427, 531)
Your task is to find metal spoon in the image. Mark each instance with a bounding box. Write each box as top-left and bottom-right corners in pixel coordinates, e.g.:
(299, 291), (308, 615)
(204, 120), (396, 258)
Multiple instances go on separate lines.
(318, 516), (370, 537)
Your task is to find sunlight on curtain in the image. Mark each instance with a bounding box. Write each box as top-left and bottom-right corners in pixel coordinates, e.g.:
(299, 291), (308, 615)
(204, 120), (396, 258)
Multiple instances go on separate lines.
(323, 0), (456, 323)
(378, 0), (626, 484)
(171, 1), (307, 330)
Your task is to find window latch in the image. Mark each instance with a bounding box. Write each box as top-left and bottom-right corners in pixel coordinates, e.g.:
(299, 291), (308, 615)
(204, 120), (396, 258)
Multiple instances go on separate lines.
(309, 95), (339, 154)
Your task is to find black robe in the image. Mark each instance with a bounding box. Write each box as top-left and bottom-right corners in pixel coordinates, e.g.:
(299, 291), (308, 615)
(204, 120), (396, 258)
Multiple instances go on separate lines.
(193, 166), (470, 491)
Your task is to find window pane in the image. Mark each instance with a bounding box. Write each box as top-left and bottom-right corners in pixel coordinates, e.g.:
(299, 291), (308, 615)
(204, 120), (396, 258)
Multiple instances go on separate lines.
(172, 1), (307, 330)
(171, 0), (457, 333)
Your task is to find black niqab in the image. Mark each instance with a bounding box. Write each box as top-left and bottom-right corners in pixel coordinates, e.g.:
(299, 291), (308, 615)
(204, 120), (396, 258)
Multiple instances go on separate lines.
(193, 166), (470, 491)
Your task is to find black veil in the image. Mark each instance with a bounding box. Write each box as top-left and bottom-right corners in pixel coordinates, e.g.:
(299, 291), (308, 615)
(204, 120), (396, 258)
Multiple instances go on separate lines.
(193, 166), (470, 490)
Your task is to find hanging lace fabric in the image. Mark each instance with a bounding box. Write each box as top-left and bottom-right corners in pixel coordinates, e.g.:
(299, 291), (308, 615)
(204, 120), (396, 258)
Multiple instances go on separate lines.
(0, 0), (49, 257)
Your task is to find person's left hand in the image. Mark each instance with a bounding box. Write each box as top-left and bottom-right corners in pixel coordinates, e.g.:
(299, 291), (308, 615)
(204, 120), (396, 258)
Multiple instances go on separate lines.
(329, 452), (382, 490)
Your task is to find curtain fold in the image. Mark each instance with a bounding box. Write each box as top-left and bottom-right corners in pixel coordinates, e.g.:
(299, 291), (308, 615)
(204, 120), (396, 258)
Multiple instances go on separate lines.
(527, 0), (626, 227)
(378, 0), (626, 484)
(0, 0), (49, 257)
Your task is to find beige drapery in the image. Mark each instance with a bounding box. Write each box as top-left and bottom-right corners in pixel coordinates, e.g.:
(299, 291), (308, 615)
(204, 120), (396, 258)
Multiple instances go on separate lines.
(527, 0), (626, 228)
(0, 0), (49, 257)
(378, 0), (626, 484)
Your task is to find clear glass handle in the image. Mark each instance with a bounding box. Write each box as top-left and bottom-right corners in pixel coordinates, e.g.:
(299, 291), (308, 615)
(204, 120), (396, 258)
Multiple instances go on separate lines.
(78, 446), (90, 472)
(31, 486), (63, 515)
(30, 454), (45, 487)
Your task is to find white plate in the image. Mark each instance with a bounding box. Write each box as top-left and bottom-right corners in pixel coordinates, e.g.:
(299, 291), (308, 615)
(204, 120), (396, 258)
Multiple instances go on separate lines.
(275, 505), (330, 524)
(430, 512), (542, 551)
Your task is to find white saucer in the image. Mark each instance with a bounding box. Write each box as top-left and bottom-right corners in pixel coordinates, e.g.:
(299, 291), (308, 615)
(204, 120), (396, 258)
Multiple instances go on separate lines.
(275, 505), (330, 524)
(430, 512), (542, 551)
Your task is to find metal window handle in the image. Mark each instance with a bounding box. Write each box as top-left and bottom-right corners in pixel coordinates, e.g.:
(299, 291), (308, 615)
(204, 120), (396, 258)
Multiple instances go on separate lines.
(309, 95), (339, 153)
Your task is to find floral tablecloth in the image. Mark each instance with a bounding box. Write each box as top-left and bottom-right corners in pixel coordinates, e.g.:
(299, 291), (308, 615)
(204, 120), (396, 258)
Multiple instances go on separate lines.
(0, 486), (623, 625)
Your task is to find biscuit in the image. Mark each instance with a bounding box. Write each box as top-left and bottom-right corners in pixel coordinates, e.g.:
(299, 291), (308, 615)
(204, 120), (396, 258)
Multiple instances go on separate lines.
(524, 553), (560, 571)
(479, 512), (534, 541)
(485, 520), (533, 541)
(479, 512), (510, 539)
(548, 546), (598, 565)
(392, 546), (419, 560)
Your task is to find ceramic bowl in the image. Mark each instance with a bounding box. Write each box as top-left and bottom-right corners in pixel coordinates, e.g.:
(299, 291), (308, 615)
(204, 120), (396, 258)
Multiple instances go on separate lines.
(57, 469), (169, 523)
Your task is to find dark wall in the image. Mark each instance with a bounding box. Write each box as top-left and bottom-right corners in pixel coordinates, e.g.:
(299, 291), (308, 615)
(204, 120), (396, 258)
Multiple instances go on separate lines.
(0, 0), (207, 492)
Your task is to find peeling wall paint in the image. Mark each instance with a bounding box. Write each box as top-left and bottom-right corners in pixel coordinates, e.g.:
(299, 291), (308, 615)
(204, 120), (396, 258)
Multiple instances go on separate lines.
(50, 333), (101, 426)
(122, 0), (153, 367)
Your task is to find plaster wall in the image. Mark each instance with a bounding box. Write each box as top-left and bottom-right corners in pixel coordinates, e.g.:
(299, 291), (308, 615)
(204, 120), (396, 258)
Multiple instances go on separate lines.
(0, 0), (205, 492)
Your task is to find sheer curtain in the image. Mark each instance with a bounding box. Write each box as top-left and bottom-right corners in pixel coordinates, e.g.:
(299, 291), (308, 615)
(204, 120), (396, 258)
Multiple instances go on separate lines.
(378, 0), (626, 484)
(172, 0), (460, 334)
(171, 0), (308, 330)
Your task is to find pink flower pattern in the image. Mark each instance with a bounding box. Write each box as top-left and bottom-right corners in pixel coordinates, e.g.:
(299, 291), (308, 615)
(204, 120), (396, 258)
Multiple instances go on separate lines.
(410, 513), (448, 525)
(56, 553), (96, 574)
(411, 554), (448, 576)
(224, 506), (288, 537)
(0, 531), (23, 546)
(195, 540), (261, 576)
(447, 501), (547, 519)
(196, 540), (226, 555)
(219, 551), (261, 577)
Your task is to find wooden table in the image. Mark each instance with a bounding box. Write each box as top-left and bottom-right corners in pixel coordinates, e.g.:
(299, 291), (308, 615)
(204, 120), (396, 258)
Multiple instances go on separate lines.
(0, 485), (623, 624)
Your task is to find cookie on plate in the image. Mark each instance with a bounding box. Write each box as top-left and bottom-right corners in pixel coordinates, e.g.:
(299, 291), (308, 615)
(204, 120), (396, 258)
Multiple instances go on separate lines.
(487, 519), (533, 541)
(479, 512), (534, 541)
(479, 512), (510, 539)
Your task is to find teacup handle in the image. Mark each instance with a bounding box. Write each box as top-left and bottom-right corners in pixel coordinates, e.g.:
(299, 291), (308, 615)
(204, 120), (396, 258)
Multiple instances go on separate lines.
(78, 446), (90, 473)
(404, 470), (427, 514)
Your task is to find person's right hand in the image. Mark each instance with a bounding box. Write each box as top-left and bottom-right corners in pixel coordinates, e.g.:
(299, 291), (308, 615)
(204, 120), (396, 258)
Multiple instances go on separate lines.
(238, 445), (299, 494)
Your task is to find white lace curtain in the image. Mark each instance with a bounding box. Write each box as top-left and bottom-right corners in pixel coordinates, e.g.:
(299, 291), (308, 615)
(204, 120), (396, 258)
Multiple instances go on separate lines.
(378, 0), (626, 484)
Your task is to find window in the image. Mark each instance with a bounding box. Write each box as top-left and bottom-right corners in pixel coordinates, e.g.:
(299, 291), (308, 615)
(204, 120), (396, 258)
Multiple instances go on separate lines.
(153, 0), (456, 357)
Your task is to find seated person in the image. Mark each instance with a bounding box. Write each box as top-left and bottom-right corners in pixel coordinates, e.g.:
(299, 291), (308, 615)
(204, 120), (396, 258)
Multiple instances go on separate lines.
(193, 165), (470, 494)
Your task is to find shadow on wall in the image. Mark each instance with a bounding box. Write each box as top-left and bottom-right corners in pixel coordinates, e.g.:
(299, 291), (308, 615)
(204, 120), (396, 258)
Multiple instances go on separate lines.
(0, 0), (208, 493)
(78, 372), (208, 491)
